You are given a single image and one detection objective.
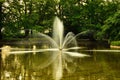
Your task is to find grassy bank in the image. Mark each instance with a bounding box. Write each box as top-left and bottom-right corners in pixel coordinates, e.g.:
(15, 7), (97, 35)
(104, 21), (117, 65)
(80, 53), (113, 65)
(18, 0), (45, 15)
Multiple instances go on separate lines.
(111, 41), (120, 46)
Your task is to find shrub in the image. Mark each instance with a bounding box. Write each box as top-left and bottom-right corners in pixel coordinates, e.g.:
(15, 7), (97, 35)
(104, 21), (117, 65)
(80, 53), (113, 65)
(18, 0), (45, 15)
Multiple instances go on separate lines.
(111, 41), (120, 46)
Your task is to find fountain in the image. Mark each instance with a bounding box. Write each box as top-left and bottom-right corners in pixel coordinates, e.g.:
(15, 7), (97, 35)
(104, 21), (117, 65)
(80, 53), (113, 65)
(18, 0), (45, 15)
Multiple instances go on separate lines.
(1, 17), (120, 80)
(1, 17), (90, 80)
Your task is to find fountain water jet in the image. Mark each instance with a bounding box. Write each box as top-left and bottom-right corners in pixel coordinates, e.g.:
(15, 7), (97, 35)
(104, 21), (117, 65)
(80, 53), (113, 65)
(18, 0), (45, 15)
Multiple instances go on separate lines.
(1, 17), (89, 80)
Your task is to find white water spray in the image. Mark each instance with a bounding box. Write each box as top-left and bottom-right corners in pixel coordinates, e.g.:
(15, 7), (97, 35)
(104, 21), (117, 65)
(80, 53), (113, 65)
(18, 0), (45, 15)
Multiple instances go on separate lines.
(1, 17), (89, 80)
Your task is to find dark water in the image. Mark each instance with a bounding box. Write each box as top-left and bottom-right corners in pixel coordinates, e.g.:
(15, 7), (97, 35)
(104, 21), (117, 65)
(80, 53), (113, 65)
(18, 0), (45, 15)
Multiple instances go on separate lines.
(0, 41), (120, 80)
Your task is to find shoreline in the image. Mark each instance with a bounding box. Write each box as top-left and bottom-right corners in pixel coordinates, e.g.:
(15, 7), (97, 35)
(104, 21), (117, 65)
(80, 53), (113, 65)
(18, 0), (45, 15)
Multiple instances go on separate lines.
(110, 45), (120, 49)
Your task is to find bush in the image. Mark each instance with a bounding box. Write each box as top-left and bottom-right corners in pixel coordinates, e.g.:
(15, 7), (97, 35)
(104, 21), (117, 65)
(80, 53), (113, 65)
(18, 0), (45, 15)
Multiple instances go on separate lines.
(111, 41), (120, 46)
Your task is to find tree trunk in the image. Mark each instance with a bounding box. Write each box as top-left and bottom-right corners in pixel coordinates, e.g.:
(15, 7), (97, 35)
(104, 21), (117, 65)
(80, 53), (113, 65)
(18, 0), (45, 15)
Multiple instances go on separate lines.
(24, 29), (29, 37)
(23, 0), (33, 38)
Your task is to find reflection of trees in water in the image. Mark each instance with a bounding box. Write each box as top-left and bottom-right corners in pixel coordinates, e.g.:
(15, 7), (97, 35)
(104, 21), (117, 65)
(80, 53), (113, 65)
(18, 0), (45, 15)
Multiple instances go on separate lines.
(1, 53), (52, 80)
(1, 52), (120, 80)
(0, 44), (120, 80)
(0, 48), (119, 80)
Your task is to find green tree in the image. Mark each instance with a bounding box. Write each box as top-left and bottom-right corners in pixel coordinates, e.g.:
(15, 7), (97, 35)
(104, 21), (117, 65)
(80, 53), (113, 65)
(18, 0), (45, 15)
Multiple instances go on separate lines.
(34, 0), (56, 33)
(1, 0), (120, 40)
(2, 0), (56, 38)
(59, 0), (106, 35)
(62, 0), (119, 40)
(101, 11), (120, 40)
(97, 0), (120, 40)
(59, 0), (84, 34)
(2, 0), (24, 38)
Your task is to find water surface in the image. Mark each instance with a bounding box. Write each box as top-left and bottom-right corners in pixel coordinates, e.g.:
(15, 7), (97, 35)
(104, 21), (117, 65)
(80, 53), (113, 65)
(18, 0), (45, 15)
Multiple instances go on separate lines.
(1, 45), (120, 80)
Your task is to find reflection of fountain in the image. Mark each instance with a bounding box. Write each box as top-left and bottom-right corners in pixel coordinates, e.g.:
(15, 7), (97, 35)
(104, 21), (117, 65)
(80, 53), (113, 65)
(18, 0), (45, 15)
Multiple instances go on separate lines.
(1, 17), (89, 80)
(51, 17), (89, 80)
(1, 46), (11, 62)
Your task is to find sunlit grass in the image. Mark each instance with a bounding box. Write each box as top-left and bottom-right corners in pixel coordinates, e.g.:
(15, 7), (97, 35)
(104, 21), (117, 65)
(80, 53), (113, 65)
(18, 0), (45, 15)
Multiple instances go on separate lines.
(111, 41), (120, 46)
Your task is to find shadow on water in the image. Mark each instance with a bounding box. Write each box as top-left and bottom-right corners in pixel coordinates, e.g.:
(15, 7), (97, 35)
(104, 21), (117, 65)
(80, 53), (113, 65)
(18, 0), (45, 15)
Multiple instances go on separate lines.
(0, 40), (120, 80)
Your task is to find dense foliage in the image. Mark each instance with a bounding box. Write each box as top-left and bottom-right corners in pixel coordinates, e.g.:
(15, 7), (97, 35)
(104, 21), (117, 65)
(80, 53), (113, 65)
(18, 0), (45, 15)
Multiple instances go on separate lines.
(0, 0), (120, 41)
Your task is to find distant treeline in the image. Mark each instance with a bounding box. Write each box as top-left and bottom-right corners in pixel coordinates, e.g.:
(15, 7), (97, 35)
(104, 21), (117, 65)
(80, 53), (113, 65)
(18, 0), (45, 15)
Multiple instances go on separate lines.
(0, 0), (120, 41)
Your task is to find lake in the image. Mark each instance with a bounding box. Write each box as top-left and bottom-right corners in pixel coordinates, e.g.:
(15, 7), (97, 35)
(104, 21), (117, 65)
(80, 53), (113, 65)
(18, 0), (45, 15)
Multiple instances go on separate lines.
(0, 40), (120, 80)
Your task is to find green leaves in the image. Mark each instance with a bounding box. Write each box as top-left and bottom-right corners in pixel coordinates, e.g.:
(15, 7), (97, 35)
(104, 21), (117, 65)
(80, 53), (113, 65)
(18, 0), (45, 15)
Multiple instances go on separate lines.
(0, 0), (120, 40)
(101, 11), (120, 40)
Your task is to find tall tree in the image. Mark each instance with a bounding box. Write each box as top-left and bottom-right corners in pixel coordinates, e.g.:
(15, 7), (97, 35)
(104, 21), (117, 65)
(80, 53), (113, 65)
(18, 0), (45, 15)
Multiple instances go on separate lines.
(101, 11), (120, 40)
(97, 0), (120, 40)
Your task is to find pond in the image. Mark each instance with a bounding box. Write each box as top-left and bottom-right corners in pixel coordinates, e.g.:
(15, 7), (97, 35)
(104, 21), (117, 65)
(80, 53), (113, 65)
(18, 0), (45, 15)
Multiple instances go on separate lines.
(0, 41), (120, 80)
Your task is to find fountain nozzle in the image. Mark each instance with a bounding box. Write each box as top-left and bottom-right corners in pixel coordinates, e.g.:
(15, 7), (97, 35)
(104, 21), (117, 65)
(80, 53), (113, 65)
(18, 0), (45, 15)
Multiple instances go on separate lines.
(59, 48), (62, 51)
